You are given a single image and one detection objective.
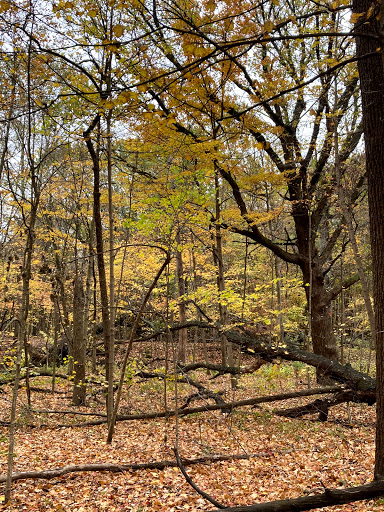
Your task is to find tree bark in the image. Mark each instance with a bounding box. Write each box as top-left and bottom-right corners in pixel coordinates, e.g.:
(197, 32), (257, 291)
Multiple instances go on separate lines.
(83, 114), (113, 422)
(353, 0), (384, 479)
(208, 480), (384, 512)
(72, 273), (86, 406)
(334, 95), (375, 349)
(213, 169), (236, 379)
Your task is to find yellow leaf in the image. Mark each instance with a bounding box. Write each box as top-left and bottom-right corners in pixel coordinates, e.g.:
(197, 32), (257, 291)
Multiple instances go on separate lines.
(88, 9), (98, 17)
(195, 46), (206, 56)
(104, 100), (115, 108)
(183, 44), (195, 54)
(1, 0), (12, 10)
(263, 20), (275, 33)
(116, 92), (130, 104)
(309, 108), (317, 116)
(112, 24), (124, 38)
(350, 12), (363, 24)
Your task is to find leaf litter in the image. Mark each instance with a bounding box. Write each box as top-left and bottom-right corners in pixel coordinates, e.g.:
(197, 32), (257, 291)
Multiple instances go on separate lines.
(0, 355), (379, 511)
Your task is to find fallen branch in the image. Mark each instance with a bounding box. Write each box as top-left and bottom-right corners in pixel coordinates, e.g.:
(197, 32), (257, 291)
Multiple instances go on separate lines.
(207, 479), (384, 512)
(274, 389), (376, 420)
(177, 360), (266, 377)
(174, 447), (225, 509)
(67, 386), (342, 427)
(28, 387), (67, 394)
(134, 320), (214, 342)
(0, 370), (70, 386)
(139, 322), (375, 391)
(137, 371), (226, 407)
(0, 450), (295, 483)
(31, 409), (107, 417)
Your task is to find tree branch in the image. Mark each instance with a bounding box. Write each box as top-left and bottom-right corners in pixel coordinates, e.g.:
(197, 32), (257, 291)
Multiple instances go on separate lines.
(174, 447), (226, 509)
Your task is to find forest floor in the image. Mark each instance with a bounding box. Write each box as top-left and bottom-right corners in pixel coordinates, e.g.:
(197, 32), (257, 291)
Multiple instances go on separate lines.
(0, 339), (379, 511)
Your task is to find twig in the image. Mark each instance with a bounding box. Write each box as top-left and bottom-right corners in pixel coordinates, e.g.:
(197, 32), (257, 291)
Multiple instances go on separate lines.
(30, 409), (107, 417)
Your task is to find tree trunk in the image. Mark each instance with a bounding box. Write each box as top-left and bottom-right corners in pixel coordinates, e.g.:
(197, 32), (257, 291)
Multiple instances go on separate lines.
(51, 297), (59, 394)
(353, 0), (384, 479)
(275, 257), (284, 344)
(310, 275), (338, 362)
(176, 229), (187, 363)
(213, 170), (236, 385)
(334, 99), (376, 349)
(53, 252), (72, 373)
(83, 220), (94, 370)
(106, 111), (115, 396)
(72, 273), (86, 406)
(83, 114), (113, 421)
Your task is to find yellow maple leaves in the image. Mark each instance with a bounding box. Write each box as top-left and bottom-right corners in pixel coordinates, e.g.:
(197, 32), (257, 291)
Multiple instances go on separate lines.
(0, 0), (11, 13)
(112, 24), (124, 38)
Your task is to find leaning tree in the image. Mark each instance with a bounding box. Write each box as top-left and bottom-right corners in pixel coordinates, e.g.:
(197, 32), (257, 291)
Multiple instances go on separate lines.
(128, 0), (367, 370)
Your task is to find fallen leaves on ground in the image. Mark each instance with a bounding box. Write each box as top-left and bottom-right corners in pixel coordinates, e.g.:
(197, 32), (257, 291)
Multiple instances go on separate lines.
(0, 350), (379, 511)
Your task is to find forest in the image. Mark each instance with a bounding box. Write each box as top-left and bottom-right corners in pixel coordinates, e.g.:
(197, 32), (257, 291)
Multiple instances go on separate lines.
(0, 0), (383, 510)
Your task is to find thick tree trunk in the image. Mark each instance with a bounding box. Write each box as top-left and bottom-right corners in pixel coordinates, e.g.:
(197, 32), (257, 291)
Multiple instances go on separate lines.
(300, 256), (338, 384)
(353, 0), (384, 479)
(310, 276), (338, 362)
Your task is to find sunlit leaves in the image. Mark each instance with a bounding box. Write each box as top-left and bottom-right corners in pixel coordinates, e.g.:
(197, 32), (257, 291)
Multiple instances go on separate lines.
(112, 24), (124, 38)
(0, 0), (11, 13)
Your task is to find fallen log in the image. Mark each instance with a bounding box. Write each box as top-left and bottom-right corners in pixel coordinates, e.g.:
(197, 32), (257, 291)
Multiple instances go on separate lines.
(0, 370), (70, 386)
(0, 450), (297, 483)
(65, 386), (342, 427)
(208, 479), (384, 512)
(225, 330), (376, 391)
(275, 389), (376, 420)
(136, 320), (376, 391)
(31, 409), (107, 417)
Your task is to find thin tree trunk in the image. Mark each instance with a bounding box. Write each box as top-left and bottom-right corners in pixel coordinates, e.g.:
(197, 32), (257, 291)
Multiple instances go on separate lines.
(4, 324), (23, 503)
(51, 297), (59, 394)
(213, 169), (236, 385)
(106, 251), (170, 443)
(83, 114), (113, 421)
(176, 229), (187, 363)
(106, 111), (115, 410)
(83, 220), (94, 371)
(334, 120), (375, 348)
(275, 257), (284, 344)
